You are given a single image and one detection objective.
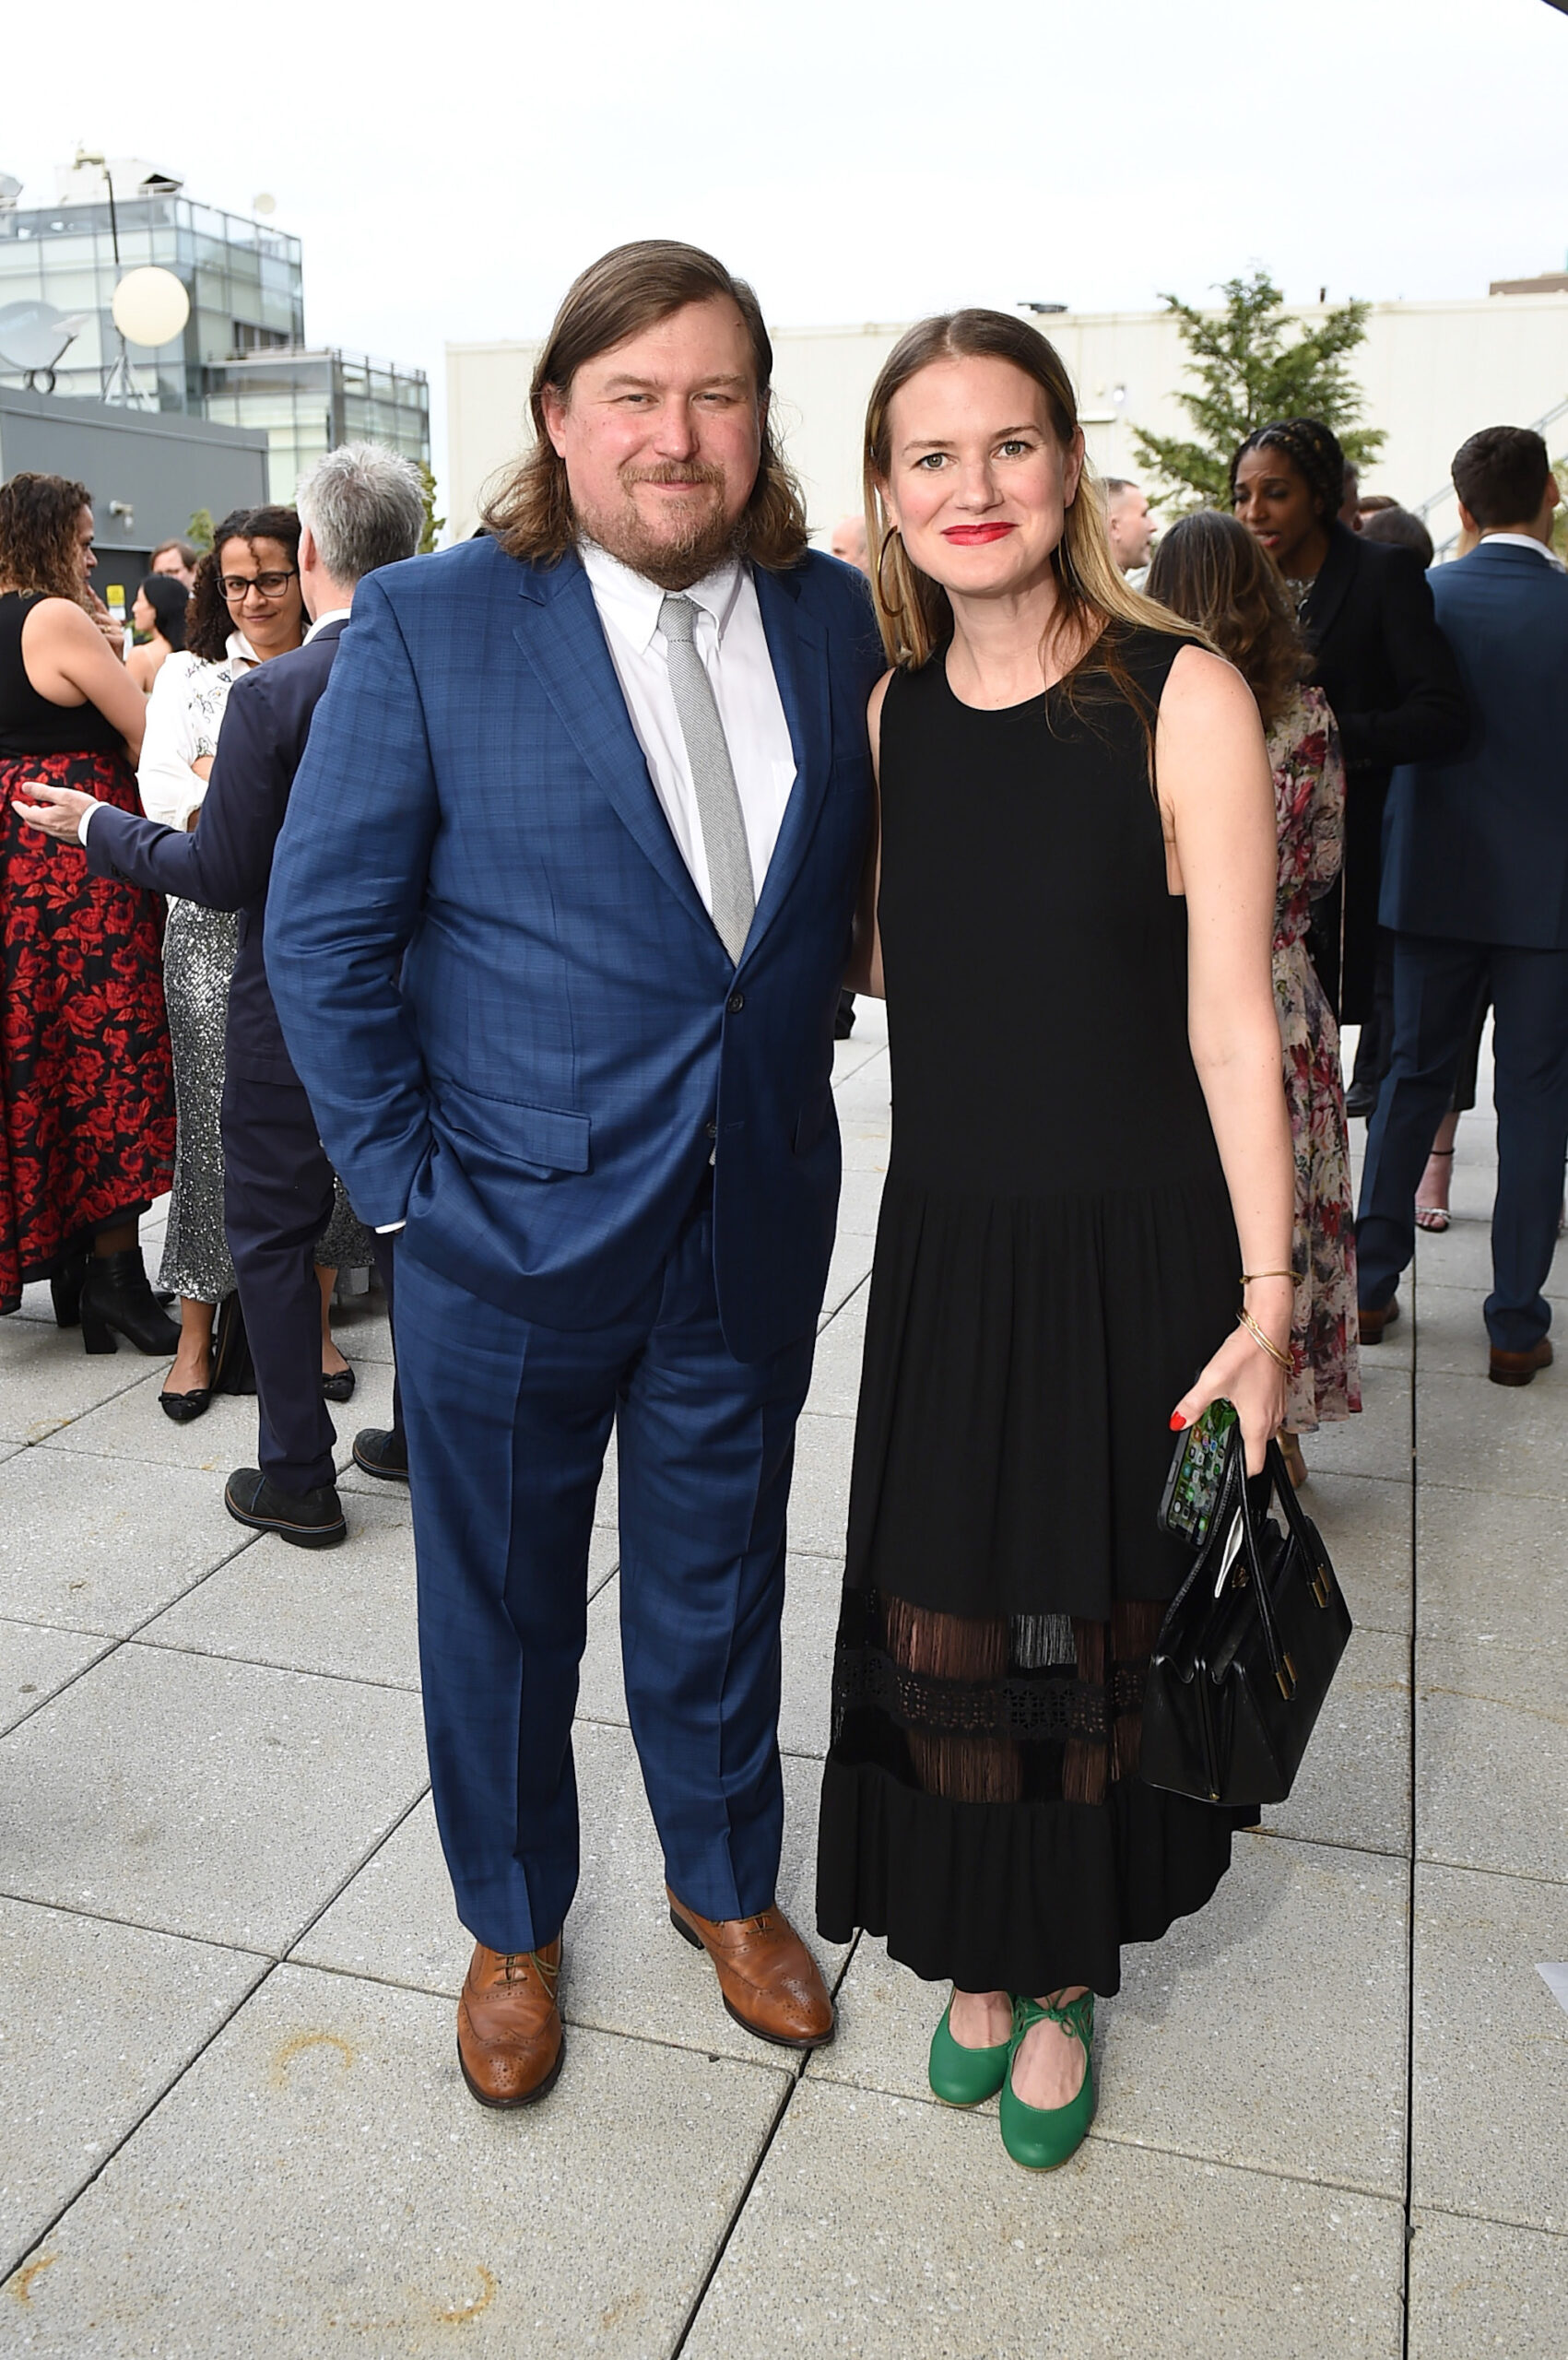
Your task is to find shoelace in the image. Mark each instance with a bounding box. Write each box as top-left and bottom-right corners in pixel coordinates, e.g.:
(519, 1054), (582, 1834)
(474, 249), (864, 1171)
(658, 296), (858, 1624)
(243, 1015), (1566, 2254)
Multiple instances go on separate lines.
(500, 1948), (560, 1990)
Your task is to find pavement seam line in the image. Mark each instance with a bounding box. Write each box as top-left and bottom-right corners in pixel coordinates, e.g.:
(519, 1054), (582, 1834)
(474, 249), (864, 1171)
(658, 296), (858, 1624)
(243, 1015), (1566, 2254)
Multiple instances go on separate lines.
(1400, 1256), (1420, 2354)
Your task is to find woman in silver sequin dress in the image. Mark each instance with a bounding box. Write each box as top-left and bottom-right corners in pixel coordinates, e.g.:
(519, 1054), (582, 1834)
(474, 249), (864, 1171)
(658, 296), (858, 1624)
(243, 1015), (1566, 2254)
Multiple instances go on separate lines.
(142, 510), (376, 1417)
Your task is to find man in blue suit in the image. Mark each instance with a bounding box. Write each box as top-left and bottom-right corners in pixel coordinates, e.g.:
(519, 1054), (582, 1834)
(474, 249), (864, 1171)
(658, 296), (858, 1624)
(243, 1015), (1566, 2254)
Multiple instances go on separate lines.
(1358, 426), (1568, 1384)
(265, 243), (884, 2107)
(14, 444), (425, 1528)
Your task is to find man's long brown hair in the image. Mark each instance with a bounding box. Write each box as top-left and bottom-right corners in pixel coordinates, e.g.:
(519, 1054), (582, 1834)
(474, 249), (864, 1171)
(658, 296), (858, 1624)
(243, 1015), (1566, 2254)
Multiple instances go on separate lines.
(483, 240), (808, 572)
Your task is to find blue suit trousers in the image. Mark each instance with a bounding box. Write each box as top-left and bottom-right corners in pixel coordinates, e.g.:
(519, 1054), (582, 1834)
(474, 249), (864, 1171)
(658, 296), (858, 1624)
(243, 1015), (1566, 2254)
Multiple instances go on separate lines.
(395, 1182), (817, 1953)
(1357, 933), (1568, 1350)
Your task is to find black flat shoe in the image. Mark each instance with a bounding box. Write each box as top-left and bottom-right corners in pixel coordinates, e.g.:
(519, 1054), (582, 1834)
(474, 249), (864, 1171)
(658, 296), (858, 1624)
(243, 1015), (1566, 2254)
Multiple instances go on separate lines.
(78, 1250), (183, 1357)
(351, 1426), (408, 1481)
(50, 1251), (89, 1330)
(159, 1385), (212, 1423)
(224, 1469), (348, 1548)
(321, 1364), (357, 1403)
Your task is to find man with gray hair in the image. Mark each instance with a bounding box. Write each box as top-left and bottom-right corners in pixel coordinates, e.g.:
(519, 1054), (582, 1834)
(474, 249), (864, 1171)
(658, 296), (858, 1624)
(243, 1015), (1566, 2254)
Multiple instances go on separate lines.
(18, 442), (426, 1543)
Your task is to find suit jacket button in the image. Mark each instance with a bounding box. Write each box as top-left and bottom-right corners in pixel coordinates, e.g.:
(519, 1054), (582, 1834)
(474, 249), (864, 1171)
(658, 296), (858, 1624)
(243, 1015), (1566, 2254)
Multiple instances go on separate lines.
(704, 1120), (718, 1139)
(726, 991), (745, 1014)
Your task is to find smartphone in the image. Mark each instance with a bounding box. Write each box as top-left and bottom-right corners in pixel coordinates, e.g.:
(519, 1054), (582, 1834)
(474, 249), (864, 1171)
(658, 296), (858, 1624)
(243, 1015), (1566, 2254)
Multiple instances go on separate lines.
(1158, 1398), (1238, 1548)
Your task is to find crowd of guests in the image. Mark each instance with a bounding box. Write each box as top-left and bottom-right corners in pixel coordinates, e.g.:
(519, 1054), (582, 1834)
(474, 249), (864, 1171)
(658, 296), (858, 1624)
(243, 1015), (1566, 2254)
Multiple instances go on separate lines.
(1, 237), (1564, 2173)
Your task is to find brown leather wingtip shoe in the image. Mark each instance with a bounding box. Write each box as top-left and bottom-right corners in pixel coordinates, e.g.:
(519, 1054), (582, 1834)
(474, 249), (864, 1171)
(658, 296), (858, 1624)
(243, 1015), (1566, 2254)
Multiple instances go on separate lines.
(666, 1887), (836, 2050)
(456, 1938), (564, 2109)
(1489, 1337), (1553, 1387)
(1358, 1295), (1400, 1345)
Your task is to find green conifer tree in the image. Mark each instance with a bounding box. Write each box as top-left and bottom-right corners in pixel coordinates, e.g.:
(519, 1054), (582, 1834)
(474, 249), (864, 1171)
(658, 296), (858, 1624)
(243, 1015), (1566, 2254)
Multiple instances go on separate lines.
(1131, 272), (1385, 509)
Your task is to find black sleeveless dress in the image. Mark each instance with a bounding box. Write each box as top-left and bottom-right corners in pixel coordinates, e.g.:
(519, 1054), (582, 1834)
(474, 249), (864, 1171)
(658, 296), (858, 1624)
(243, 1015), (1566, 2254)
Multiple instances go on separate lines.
(816, 627), (1255, 1999)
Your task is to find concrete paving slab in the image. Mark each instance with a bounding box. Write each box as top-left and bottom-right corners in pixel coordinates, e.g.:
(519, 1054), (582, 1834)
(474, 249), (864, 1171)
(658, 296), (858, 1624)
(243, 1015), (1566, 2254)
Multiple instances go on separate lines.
(297, 1722), (846, 2069)
(0, 1643), (428, 1952)
(577, 1552), (843, 1761)
(1415, 1370), (1568, 1500)
(0, 1448), (253, 1635)
(1298, 1363), (1411, 1483)
(1411, 1283), (1515, 1378)
(817, 1834), (1409, 2199)
(37, 1365), (279, 1472)
(1411, 1861), (1568, 2234)
(820, 1231), (877, 1323)
(784, 1411), (855, 1559)
(805, 1283), (868, 1419)
(1407, 2208), (1568, 2359)
(0, 1316), (162, 1446)
(680, 2077), (1405, 2360)
(0, 1896), (262, 2278)
(840, 1113), (891, 1174)
(1417, 1636), (1568, 1883)
(139, 1492), (420, 1690)
(1295, 1472), (1412, 1636)
(329, 1356), (396, 1474)
(831, 1166), (887, 1238)
(0, 1621), (108, 1735)
(1413, 1214), (1568, 1298)
(3, 1963), (787, 2358)
(1264, 1624), (1411, 1858)
(1416, 1483), (1568, 1650)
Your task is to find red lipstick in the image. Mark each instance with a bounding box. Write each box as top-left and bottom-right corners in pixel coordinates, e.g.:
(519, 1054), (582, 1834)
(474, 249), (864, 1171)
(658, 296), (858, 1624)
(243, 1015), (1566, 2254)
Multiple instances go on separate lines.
(942, 524), (1015, 545)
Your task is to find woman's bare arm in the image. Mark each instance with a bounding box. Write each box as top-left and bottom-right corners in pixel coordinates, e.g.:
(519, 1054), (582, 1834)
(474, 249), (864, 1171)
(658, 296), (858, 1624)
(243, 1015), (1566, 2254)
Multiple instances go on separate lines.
(844, 670), (891, 998)
(1160, 644), (1294, 1469)
(19, 596), (147, 761)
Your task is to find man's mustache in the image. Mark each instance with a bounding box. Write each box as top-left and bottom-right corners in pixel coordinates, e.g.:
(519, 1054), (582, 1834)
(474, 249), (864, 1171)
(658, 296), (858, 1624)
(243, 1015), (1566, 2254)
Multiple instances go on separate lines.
(620, 463), (725, 490)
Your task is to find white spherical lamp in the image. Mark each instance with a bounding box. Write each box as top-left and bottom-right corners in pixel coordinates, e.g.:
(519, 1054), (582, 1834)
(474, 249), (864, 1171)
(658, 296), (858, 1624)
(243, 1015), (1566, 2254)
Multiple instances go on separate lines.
(111, 266), (191, 349)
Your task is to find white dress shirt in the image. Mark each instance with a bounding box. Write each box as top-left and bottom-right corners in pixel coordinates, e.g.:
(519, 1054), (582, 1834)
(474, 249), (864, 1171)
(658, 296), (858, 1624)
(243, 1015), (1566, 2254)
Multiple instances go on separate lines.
(580, 543), (796, 913)
(1478, 531), (1566, 570)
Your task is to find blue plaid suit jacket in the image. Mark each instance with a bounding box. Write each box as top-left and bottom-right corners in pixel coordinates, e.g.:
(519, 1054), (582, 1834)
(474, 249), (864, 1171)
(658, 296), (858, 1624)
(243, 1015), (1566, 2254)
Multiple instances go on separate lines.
(265, 536), (883, 1362)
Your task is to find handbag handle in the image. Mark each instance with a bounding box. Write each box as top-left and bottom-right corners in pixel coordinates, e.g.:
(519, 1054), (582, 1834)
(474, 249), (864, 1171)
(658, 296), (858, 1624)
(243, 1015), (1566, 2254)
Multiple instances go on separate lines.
(1234, 1435), (1300, 1698)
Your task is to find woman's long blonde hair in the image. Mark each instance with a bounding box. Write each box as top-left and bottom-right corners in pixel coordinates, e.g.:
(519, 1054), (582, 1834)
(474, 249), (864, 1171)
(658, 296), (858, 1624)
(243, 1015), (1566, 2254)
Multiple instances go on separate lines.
(863, 312), (1200, 724)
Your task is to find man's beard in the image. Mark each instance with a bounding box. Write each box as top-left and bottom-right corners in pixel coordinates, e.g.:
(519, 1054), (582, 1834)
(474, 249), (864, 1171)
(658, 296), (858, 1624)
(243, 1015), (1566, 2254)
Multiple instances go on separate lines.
(577, 462), (744, 591)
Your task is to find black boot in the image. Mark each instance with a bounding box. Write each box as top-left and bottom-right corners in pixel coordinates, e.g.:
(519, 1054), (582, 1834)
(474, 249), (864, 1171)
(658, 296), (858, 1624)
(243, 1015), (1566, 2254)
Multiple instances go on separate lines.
(78, 1250), (183, 1357)
(50, 1250), (89, 1329)
(352, 1426), (408, 1482)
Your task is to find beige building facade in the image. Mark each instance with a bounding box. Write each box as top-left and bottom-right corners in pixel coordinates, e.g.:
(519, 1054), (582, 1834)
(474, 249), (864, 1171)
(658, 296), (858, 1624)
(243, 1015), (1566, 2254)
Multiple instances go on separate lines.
(447, 292), (1568, 553)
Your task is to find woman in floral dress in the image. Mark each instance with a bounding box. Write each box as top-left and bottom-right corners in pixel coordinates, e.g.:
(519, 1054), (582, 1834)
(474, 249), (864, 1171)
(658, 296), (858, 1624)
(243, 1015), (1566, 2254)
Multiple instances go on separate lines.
(1149, 510), (1360, 1476)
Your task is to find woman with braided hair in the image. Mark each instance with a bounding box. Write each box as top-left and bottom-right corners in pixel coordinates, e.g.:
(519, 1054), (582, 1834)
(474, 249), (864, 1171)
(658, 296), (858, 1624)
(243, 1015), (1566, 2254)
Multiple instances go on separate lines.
(1233, 419), (1468, 1120)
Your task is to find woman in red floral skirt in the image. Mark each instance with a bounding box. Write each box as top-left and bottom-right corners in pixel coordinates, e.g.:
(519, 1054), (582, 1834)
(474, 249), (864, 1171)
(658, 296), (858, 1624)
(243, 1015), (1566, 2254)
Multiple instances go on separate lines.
(0, 473), (178, 1345)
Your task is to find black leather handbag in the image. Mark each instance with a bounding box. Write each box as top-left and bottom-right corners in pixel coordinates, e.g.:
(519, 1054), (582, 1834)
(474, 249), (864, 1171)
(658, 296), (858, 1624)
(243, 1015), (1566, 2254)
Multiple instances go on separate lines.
(1141, 1433), (1352, 1807)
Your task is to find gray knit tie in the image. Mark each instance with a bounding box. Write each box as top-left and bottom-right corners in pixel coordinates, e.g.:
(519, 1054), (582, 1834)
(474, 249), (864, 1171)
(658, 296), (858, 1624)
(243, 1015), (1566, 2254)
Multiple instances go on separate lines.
(659, 593), (755, 963)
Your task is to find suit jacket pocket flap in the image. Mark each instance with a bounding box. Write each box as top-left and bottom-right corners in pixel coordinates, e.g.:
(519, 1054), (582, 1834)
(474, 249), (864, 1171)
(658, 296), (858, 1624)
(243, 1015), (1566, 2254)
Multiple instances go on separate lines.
(436, 1080), (592, 1174)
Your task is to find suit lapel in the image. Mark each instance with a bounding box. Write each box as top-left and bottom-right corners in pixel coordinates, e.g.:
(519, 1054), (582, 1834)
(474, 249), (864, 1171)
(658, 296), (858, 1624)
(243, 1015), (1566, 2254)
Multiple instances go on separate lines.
(746, 564), (831, 964)
(512, 554), (713, 936)
(1302, 521), (1358, 653)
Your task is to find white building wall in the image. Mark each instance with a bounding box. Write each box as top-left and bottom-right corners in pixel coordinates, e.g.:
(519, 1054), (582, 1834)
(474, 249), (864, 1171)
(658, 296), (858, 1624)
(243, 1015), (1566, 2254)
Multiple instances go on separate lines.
(446, 296), (1568, 549)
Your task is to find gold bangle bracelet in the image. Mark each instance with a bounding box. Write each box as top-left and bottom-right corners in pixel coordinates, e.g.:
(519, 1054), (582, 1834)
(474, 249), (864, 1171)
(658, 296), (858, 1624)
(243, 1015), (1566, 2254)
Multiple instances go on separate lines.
(1236, 1307), (1291, 1374)
(1241, 1270), (1297, 1285)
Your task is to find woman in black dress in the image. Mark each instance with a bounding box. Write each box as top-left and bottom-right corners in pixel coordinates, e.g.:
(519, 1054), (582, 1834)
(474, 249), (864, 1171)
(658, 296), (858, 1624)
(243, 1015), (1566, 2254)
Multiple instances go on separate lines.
(816, 313), (1295, 2171)
(1232, 419), (1466, 1112)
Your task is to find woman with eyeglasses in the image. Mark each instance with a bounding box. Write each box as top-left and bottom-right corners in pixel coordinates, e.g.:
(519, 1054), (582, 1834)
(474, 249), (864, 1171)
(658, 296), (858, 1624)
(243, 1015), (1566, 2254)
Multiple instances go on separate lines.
(140, 507), (371, 1420)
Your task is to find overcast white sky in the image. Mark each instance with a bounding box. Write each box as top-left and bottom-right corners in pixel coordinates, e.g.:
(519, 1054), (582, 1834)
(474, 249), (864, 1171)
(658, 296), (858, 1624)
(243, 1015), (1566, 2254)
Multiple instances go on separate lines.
(7, 0), (1566, 490)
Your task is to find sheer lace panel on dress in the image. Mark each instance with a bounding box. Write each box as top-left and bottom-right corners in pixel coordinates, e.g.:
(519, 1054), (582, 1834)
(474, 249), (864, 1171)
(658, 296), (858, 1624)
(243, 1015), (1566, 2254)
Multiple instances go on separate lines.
(837, 1592), (1164, 1807)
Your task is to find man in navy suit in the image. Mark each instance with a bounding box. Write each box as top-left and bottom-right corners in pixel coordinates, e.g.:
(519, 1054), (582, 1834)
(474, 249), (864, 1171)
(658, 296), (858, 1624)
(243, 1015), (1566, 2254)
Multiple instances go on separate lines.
(1358, 425), (1568, 1384)
(15, 444), (425, 1528)
(264, 243), (885, 2106)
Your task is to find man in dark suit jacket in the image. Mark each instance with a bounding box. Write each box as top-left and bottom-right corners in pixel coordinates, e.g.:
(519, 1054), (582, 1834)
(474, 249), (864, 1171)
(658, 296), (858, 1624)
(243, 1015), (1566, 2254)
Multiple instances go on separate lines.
(265, 243), (884, 2108)
(1357, 426), (1568, 1383)
(18, 443), (426, 1525)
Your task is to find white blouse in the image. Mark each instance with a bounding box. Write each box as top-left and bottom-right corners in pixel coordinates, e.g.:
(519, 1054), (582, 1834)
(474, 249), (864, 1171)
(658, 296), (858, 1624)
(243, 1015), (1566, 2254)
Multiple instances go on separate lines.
(136, 630), (258, 833)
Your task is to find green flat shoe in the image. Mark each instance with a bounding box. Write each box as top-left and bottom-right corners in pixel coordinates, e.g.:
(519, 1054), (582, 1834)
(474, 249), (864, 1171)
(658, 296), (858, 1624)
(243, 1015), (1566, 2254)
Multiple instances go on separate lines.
(927, 1994), (1013, 2106)
(998, 1991), (1096, 2170)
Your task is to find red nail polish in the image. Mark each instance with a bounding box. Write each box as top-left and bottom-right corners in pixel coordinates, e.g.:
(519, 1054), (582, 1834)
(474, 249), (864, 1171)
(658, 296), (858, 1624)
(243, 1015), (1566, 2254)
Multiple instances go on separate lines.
(1170, 1412), (1187, 1431)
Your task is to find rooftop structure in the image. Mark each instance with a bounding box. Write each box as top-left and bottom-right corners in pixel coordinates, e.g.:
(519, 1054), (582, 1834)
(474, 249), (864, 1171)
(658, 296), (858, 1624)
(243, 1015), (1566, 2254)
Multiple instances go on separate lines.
(0, 159), (428, 495)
